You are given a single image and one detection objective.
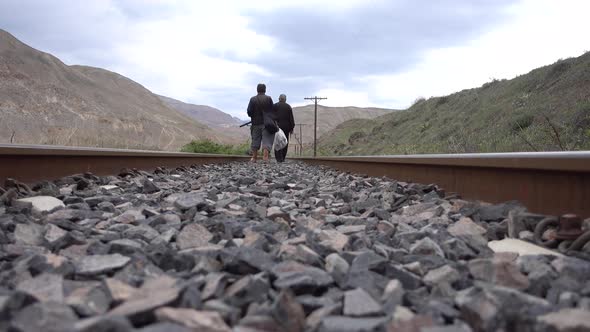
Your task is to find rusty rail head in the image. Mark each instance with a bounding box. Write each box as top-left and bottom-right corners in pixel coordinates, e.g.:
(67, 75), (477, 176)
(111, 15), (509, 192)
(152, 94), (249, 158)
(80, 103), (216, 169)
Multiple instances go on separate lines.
(294, 151), (590, 172)
(0, 144), (248, 158)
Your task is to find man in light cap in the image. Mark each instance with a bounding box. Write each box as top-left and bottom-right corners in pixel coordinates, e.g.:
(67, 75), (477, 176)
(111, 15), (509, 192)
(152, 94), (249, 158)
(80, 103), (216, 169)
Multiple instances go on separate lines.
(273, 94), (295, 162)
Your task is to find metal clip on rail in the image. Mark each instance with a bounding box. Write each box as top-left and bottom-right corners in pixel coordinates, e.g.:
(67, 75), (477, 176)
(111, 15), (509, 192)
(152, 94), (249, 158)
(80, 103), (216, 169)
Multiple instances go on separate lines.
(534, 214), (590, 253)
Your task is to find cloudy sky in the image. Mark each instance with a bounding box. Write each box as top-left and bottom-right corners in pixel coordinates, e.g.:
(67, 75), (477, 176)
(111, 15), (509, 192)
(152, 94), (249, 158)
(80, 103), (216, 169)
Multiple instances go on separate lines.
(1, 0), (589, 119)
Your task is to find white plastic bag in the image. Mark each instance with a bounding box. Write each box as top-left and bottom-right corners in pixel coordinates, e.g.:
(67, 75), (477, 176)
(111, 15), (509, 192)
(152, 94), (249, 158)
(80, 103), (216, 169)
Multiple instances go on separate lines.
(273, 128), (288, 151)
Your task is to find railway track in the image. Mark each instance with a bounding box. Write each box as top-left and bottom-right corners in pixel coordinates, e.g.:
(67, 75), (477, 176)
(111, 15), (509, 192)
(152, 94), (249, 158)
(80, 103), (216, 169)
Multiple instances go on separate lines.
(1, 144), (589, 218)
(1, 144), (590, 331)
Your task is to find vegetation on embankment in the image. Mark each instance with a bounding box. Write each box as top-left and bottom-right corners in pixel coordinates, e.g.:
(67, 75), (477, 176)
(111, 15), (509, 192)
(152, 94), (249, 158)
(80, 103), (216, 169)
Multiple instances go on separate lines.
(320, 52), (590, 155)
(181, 139), (250, 155)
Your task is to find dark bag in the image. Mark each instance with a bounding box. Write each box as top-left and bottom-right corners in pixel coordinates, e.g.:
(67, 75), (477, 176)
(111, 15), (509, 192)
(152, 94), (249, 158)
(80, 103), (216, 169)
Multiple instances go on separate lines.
(256, 96), (278, 134)
(264, 111), (278, 134)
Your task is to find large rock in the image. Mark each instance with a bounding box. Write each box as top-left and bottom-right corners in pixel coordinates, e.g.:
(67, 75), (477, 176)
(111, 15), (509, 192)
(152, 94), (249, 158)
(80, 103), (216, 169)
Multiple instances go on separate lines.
(16, 273), (64, 302)
(16, 196), (65, 215)
(382, 279), (405, 305)
(220, 247), (276, 274)
(272, 261), (334, 292)
(155, 307), (231, 332)
(142, 178), (161, 194)
(318, 316), (388, 332)
(468, 256), (530, 290)
(537, 308), (590, 332)
(176, 223), (213, 250)
(114, 209), (146, 224)
(72, 316), (134, 332)
(109, 276), (181, 324)
(325, 253), (350, 285)
(507, 211), (545, 238)
(488, 238), (563, 257)
(271, 290), (306, 332)
(455, 285), (550, 332)
(382, 264), (423, 290)
(66, 284), (111, 316)
(448, 217), (486, 237)
(424, 265), (461, 286)
(102, 278), (137, 303)
(343, 288), (383, 317)
(14, 222), (45, 246)
(44, 224), (69, 247)
(550, 256), (590, 282)
(387, 315), (436, 332)
(410, 237), (445, 258)
(224, 274), (269, 307)
(317, 229), (349, 252)
(75, 254), (131, 276)
(122, 225), (159, 242)
(173, 192), (207, 210)
(477, 202), (521, 222)
(136, 322), (192, 332)
(10, 302), (77, 332)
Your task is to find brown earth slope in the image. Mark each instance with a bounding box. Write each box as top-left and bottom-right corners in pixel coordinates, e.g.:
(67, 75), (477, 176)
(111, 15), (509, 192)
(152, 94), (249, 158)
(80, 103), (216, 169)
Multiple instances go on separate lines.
(0, 29), (229, 150)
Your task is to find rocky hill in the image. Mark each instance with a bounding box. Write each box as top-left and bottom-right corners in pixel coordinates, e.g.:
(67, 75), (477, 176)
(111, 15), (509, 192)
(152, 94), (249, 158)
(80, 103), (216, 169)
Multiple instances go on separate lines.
(0, 29), (230, 150)
(320, 52), (590, 155)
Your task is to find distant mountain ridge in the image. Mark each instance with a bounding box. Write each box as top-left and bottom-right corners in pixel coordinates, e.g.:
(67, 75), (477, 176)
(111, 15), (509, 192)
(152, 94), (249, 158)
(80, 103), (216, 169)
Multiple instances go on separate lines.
(158, 95), (250, 142)
(0, 29), (233, 150)
(158, 95), (244, 128)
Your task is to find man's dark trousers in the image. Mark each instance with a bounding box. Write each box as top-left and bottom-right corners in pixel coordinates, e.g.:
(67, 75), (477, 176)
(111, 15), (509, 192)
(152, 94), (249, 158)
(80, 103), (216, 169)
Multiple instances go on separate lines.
(275, 129), (290, 162)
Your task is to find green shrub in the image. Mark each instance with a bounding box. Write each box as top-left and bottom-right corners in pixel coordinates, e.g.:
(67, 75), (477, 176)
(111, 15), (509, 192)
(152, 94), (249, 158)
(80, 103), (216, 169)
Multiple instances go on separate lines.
(547, 59), (572, 79)
(419, 121), (431, 133)
(411, 97), (426, 107)
(348, 131), (366, 145)
(181, 139), (250, 155)
(511, 114), (535, 132)
(435, 96), (449, 107)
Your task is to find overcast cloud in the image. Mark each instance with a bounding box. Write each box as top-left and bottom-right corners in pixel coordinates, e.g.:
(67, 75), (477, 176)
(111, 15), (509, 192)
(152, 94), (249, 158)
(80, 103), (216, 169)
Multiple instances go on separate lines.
(1, 0), (589, 118)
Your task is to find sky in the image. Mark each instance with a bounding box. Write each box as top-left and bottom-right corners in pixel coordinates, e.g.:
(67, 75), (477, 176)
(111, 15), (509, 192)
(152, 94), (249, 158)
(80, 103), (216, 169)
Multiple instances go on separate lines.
(1, 0), (589, 119)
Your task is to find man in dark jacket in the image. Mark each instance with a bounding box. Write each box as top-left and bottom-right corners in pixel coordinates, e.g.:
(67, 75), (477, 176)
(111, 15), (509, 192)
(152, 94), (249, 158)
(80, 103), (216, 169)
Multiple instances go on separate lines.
(273, 94), (295, 162)
(247, 83), (274, 162)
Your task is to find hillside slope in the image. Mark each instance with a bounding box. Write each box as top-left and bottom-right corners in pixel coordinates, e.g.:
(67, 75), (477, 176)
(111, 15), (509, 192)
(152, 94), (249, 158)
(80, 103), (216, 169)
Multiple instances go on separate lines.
(0, 29), (228, 150)
(320, 52), (590, 155)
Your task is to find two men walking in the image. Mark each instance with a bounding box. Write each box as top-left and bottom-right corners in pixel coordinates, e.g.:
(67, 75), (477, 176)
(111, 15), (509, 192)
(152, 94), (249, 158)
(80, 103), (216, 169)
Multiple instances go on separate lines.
(247, 83), (294, 163)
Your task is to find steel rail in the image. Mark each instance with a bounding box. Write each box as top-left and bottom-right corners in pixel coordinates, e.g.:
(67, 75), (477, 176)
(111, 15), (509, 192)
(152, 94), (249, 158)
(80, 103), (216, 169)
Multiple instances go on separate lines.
(295, 152), (590, 218)
(1, 144), (589, 218)
(0, 144), (249, 185)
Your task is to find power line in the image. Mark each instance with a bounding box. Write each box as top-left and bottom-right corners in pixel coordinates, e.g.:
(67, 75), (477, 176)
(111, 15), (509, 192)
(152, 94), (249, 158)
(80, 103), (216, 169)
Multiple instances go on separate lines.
(304, 96), (327, 157)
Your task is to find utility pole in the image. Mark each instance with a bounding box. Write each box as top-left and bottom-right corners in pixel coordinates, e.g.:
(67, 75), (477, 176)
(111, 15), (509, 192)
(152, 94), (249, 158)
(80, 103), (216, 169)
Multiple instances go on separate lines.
(304, 96), (327, 157)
